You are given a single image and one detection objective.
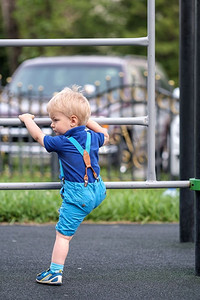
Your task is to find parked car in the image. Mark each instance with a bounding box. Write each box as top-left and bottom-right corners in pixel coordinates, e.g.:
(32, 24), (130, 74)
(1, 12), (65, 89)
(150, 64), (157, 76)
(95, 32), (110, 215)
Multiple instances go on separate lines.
(0, 55), (174, 174)
(1, 55), (170, 103)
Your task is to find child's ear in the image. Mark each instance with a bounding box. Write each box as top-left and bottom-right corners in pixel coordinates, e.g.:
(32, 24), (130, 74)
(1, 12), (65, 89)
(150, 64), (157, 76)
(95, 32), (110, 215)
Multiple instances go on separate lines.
(70, 115), (79, 127)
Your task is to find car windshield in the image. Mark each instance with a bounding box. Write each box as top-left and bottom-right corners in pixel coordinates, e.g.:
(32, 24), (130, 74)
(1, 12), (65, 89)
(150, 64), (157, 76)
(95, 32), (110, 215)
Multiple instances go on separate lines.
(9, 63), (122, 97)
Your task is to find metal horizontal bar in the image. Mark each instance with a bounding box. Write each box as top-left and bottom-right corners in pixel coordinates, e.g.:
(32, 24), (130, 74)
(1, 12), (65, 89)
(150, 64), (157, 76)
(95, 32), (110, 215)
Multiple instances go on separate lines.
(0, 182), (60, 190)
(0, 37), (148, 47)
(0, 181), (190, 190)
(93, 117), (149, 126)
(106, 181), (190, 189)
(0, 116), (149, 126)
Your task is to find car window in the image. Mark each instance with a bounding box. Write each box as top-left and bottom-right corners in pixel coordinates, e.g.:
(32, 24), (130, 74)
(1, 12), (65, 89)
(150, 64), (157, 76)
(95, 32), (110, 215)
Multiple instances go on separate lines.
(9, 63), (123, 97)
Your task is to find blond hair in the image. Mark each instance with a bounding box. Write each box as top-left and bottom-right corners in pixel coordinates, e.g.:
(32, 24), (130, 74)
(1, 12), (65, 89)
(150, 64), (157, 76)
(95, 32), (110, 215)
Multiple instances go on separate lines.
(47, 85), (91, 125)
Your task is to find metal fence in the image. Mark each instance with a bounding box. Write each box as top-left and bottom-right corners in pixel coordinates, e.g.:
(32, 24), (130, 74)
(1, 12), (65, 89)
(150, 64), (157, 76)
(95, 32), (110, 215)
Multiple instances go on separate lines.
(0, 83), (179, 181)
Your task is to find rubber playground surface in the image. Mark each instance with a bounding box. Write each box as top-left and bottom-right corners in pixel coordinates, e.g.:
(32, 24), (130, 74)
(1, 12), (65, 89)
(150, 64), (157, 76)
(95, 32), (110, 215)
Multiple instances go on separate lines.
(0, 223), (200, 300)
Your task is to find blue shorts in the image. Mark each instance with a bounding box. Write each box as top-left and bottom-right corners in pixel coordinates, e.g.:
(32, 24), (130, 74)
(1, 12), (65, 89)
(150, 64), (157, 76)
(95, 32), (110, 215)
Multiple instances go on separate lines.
(56, 176), (106, 236)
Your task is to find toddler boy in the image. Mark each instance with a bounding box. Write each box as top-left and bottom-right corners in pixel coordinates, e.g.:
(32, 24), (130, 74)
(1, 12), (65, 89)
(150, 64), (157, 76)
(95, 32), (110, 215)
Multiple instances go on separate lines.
(19, 85), (109, 285)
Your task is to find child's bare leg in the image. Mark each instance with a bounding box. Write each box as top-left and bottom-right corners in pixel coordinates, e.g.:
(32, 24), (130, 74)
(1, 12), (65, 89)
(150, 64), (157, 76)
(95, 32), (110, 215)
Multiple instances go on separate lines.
(51, 231), (73, 265)
(36, 231), (72, 284)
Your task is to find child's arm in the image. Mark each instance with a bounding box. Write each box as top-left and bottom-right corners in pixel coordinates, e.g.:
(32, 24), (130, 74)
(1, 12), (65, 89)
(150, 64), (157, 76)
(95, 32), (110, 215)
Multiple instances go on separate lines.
(18, 113), (45, 147)
(86, 119), (109, 145)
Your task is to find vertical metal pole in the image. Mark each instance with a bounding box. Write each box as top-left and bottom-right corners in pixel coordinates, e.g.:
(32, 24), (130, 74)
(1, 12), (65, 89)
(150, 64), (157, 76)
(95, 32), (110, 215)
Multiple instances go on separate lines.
(195, 0), (200, 276)
(147, 0), (156, 181)
(179, 0), (195, 242)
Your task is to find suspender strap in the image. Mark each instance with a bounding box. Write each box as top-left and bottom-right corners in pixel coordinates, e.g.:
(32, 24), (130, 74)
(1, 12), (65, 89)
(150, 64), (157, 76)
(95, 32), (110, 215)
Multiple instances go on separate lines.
(82, 149), (98, 186)
(59, 132), (98, 186)
(85, 131), (91, 153)
(59, 159), (65, 183)
(67, 131), (91, 154)
(67, 137), (84, 155)
(69, 132), (98, 186)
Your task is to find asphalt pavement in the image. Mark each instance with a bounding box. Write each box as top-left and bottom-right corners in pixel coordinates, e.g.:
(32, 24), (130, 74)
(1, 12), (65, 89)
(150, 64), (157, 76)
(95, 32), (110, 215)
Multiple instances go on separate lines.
(0, 223), (200, 300)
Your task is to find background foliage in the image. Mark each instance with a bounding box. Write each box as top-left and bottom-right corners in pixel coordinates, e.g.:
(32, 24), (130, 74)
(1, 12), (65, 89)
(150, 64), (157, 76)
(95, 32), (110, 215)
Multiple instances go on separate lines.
(0, 188), (179, 223)
(0, 0), (179, 85)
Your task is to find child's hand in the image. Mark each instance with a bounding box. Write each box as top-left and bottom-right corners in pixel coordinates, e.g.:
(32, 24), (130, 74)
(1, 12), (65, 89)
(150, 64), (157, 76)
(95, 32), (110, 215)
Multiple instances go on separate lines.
(19, 113), (35, 123)
(101, 128), (109, 145)
(18, 113), (45, 147)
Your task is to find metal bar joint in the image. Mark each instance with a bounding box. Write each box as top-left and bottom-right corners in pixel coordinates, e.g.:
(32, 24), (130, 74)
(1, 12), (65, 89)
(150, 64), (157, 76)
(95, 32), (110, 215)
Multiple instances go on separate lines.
(190, 178), (200, 191)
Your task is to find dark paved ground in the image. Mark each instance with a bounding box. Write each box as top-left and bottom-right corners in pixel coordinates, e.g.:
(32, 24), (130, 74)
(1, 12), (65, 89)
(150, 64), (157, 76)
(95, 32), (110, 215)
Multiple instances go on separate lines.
(0, 223), (200, 300)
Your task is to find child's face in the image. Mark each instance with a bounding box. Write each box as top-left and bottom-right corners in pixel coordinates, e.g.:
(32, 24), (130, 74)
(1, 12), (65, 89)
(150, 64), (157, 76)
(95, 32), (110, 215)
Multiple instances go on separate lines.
(49, 111), (72, 135)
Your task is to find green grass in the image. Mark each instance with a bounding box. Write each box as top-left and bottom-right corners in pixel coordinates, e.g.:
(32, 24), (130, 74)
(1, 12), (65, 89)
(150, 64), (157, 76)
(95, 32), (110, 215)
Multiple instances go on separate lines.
(86, 189), (179, 223)
(0, 171), (179, 224)
(0, 188), (179, 224)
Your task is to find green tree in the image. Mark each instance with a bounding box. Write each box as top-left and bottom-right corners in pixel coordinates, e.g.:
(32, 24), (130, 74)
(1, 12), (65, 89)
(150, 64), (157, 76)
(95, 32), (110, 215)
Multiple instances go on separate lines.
(0, 0), (179, 85)
(0, 0), (21, 80)
(0, 13), (9, 85)
(119, 0), (179, 84)
(12, 0), (126, 60)
(155, 0), (179, 84)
